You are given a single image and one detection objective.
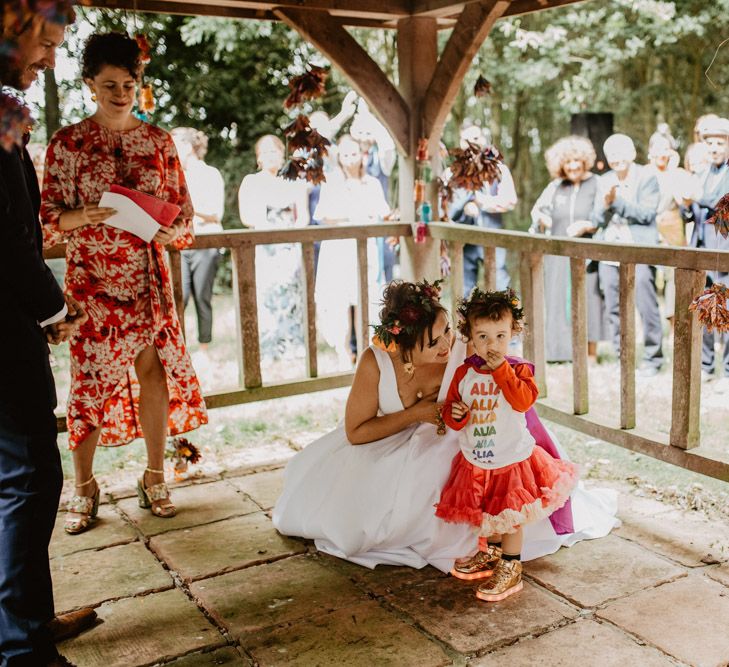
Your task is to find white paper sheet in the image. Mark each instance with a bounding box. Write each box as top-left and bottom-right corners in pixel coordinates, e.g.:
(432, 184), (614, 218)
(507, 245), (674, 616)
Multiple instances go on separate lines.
(99, 191), (161, 243)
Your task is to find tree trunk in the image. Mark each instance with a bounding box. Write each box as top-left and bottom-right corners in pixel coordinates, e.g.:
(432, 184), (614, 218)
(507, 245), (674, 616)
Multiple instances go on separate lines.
(44, 69), (60, 139)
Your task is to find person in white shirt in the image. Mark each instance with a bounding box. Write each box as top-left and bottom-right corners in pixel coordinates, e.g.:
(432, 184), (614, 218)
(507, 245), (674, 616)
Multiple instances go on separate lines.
(172, 127), (225, 349)
(448, 124), (517, 294)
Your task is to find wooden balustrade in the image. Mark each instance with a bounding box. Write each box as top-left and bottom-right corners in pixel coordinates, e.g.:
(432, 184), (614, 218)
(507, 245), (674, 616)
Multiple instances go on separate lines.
(44, 221), (729, 482)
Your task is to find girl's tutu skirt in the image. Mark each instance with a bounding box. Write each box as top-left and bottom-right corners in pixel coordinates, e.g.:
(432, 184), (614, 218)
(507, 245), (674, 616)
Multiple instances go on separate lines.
(435, 446), (578, 536)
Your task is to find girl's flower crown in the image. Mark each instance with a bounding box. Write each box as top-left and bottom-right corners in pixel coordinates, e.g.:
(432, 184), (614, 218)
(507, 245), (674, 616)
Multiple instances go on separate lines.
(456, 287), (523, 337)
(372, 279), (444, 351)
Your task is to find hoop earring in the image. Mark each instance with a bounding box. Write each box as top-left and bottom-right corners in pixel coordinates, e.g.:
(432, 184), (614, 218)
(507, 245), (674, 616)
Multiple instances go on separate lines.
(91, 92), (97, 102)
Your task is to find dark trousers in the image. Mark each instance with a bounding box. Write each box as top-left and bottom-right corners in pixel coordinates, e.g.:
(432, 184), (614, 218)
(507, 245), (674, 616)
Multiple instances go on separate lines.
(0, 414), (62, 666)
(702, 272), (729, 375)
(182, 248), (221, 344)
(463, 243), (509, 297)
(599, 263), (664, 369)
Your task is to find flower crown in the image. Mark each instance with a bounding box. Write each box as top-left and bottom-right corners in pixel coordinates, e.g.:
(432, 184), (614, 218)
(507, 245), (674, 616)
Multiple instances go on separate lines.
(372, 279), (444, 351)
(456, 287), (523, 336)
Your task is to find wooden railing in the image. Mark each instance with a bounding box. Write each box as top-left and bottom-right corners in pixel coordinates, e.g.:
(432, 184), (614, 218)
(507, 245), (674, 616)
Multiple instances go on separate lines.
(428, 222), (729, 483)
(45, 222), (729, 482)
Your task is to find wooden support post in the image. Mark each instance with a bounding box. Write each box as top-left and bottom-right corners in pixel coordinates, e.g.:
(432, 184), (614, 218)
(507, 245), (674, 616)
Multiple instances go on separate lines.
(232, 243), (262, 389)
(483, 246), (497, 291)
(450, 241), (464, 307)
(519, 251), (546, 396)
(301, 242), (318, 378)
(619, 263), (635, 429)
(670, 268), (705, 449)
(168, 249), (185, 340)
(397, 16), (440, 282)
(570, 257), (588, 415)
(356, 238), (369, 360)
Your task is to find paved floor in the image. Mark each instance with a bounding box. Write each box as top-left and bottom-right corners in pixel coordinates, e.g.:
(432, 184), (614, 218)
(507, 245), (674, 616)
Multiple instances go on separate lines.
(52, 466), (729, 667)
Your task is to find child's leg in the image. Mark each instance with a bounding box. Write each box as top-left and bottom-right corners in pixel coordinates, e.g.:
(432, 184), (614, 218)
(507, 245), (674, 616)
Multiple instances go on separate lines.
(476, 528), (523, 602)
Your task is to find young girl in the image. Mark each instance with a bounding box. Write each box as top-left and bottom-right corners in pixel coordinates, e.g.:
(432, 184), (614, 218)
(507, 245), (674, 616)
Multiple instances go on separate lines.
(435, 288), (578, 602)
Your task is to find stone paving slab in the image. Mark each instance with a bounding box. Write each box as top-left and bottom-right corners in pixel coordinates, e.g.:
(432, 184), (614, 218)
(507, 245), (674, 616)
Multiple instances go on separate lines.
(59, 588), (224, 667)
(616, 507), (729, 567)
(615, 492), (675, 518)
(117, 480), (259, 536)
(598, 575), (729, 667)
(474, 618), (677, 666)
(243, 600), (451, 666)
(164, 646), (251, 666)
(52, 541), (173, 613)
(50, 505), (137, 559)
(525, 534), (686, 607)
(385, 577), (577, 654)
(226, 468), (284, 511)
(189, 555), (367, 636)
(706, 562), (729, 588)
(149, 512), (306, 581)
(316, 553), (447, 596)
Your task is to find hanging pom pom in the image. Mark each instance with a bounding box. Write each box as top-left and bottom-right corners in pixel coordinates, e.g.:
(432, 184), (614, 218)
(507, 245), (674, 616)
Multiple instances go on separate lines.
(708, 194), (729, 239)
(689, 283), (729, 333)
(474, 75), (492, 97)
(447, 142), (503, 194)
(278, 156), (307, 181)
(283, 114), (330, 155)
(135, 34), (152, 64)
(138, 83), (155, 114)
(284, 64), (328, 109)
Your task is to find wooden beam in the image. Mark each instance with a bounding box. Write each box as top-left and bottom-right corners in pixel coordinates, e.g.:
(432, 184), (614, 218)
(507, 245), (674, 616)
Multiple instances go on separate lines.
(422, 0), (510, 141)
(570, 257), (588, 415)
(274, 8), (410, 155)
(502, 0), (588, 18)
(619, 263), (635, 430)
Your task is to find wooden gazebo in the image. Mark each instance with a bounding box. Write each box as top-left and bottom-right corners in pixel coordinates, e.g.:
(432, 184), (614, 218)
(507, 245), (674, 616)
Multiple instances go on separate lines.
(83, 0), (586, 275)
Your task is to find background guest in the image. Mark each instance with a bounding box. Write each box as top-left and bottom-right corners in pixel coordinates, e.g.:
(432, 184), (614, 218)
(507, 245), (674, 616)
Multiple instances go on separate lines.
(238, 134), (308, 360)
(171, 127), (225, 350)
(684, 117), (729, 390)
(531, 135), (605, 362)
(592, 133), (662, 376)
(448, 123), (517, 295)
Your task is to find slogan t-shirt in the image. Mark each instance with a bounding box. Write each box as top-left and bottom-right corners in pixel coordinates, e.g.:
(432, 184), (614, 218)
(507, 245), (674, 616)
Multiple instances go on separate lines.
(442, 360), (538, 469)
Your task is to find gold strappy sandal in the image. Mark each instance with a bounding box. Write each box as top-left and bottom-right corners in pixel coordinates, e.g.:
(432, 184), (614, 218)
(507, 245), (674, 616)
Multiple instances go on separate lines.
(64, 476), (100, 535)
(137, 467), (176, 518)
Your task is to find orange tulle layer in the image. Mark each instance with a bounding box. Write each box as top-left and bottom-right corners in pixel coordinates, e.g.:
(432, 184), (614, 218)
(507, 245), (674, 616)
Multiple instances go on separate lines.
(435, 446), (578, 535)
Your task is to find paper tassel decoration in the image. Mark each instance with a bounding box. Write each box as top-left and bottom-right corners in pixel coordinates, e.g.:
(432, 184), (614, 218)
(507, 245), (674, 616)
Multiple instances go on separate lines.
(689, 283), (729, 333)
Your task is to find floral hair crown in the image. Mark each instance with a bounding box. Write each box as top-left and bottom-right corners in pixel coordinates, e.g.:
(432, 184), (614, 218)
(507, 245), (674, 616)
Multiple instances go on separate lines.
(372, 279), (444, 351)
(457, 287), (523, 334)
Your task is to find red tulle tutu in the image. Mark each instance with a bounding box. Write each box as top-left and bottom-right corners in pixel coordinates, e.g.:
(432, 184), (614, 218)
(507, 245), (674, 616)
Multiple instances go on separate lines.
(435, 446), (578, 535)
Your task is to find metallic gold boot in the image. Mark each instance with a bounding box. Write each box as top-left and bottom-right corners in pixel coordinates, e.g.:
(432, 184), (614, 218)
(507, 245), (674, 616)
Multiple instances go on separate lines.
(451, 544), (502, 580)
(475, 558), (523, 602)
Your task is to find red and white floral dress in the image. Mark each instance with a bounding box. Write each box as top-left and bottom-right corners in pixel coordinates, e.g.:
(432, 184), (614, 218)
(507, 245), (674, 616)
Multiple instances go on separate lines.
(41, 118), (207, 450)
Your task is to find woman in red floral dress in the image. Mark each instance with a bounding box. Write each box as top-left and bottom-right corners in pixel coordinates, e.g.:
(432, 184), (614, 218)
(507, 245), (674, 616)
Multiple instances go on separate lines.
(41, 32), (207, 534)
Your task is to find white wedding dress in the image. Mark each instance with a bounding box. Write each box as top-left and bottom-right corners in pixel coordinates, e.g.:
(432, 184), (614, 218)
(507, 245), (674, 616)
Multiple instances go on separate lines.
(272, 340), (619, 572)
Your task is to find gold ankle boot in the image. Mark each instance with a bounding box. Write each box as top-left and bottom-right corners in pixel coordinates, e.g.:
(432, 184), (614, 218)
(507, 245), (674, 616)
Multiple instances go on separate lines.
(451, 544), (502, 580)
(475, 558), (523, 602)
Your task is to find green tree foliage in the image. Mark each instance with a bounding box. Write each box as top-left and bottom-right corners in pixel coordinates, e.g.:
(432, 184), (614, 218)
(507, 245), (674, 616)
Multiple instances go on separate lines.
(45, 1), (729, 233)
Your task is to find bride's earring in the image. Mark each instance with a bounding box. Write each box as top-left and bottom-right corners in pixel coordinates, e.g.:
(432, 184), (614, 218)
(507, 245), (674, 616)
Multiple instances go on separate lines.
(91, 91), (97, 102)
(403, 361), (415, 375)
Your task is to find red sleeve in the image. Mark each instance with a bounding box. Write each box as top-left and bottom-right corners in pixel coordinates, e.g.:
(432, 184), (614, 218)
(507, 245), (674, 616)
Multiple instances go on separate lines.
(40, 132), (73, 248)
(491, 361), (538, 412)
(442, 364), (470, 431)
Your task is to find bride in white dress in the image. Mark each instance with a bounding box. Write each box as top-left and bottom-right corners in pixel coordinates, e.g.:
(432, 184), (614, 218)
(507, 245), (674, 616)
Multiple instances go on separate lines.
(273, 281), (618, 572)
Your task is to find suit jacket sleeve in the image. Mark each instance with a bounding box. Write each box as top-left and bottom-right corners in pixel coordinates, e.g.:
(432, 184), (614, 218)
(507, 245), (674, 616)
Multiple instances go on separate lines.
(0, 148), (64, 323)
(611, 171), (659, 225)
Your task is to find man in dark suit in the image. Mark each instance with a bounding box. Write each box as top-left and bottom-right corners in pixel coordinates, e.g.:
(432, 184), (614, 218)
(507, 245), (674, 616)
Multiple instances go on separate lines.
(686, 117), (729, 390)
(0, 3), (94, 665)
(593, 133), (662, 376)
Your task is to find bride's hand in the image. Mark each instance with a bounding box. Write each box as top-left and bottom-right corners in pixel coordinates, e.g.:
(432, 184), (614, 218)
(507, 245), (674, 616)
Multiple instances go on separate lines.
(412, 392), (442, 425)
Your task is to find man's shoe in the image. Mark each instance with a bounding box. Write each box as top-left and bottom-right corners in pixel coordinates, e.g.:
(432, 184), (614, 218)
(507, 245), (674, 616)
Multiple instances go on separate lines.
(47, 608), (97, 642)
